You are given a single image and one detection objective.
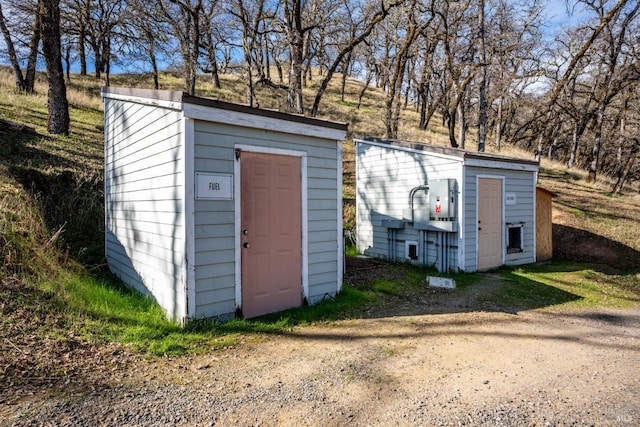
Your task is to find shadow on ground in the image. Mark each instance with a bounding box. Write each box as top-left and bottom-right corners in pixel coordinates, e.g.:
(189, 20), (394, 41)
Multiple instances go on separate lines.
(553, 224), (640, 274)
(342, 256), (583, 318)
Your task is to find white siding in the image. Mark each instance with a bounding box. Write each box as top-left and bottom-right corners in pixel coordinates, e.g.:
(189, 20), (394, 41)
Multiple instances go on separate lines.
(355, 141), (462, 269)
(104, 98), (186, 320)
(356, 140), (538, 273)
(193, 121), (340, 317)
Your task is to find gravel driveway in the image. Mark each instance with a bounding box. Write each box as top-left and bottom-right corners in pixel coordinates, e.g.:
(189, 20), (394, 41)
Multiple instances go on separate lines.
(2, 304), (639, 426)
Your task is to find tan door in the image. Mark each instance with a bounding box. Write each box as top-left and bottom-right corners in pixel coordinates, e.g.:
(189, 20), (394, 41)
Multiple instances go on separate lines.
(477, 178), (502, 270)
(240, 152), (302, 318)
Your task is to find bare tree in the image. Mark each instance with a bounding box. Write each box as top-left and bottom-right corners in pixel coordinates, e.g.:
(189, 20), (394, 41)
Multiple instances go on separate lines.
(309, 0), (401, 117)
(281, 0), (309, 114)
(0, 1), (26, 90)
(383, 0), (426, 139)
(41, 0), (70, 135)
(157, 0), (203, 95)
(533, 0), (629, 162)
(229, 0), (266, 106)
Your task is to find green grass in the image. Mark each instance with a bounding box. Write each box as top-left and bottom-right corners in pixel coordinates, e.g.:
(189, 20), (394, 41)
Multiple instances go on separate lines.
(487, 262), (640, 311)
(8, 271), (376, 356)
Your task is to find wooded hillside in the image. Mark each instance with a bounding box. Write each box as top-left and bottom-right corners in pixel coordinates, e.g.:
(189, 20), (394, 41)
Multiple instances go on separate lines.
(1, 0), (639, 189)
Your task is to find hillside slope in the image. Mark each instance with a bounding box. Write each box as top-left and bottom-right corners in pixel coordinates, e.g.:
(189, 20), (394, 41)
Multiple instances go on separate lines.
(2, 67), (640, 279)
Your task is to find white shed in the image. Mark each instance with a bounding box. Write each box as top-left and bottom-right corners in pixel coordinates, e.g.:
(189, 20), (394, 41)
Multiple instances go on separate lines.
(102, 87), (347, 322)
(355, 137), (540, 272)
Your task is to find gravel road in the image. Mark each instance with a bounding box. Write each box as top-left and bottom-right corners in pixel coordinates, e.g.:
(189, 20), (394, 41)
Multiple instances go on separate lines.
(2, 306), (639, 427)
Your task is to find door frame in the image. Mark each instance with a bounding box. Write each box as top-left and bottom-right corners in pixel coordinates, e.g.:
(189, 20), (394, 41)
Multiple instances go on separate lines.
(233, 144), (308, 312)
(475, 175), (505, 270)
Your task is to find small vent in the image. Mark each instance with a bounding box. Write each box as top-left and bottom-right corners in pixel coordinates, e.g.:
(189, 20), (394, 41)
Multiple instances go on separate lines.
(406, 240), (419, 261)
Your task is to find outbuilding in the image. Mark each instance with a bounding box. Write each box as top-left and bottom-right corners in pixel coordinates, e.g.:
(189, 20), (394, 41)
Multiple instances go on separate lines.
(355, 137), (540, 272)
(102, 87), (347, 322)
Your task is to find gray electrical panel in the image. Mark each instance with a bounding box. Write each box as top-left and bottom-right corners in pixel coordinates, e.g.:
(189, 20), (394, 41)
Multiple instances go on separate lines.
(429, 178), (456, 220)
(413, 178), (457, 232)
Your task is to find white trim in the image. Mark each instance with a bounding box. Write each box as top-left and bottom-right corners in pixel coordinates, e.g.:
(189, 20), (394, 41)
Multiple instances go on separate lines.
(457, 163), (465, 271)
(234, 154), (242, 310)
(185, 104), (346, 141)
(233, 144), (306, 158)
(182, 117), (196, 321)
(100, 91), (183, 111)
(464, 158), (539, 172)
(475, 175), (506, 270)
(532, 171), (538, 263)
(354, 138), (463, 163)
(355, 141), (361, 254)
(103, 99), (110, 279)
(233, 145), (309, 312)
(506, 223), (525, 253)
(336, 141), (344, 294)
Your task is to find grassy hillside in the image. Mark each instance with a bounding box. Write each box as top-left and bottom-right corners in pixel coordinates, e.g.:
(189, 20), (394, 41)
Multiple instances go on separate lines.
(1, 66), (639, 374)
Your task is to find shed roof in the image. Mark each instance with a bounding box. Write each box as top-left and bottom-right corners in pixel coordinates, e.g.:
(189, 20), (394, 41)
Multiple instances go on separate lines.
(536, 186), (558, 198)
(101, 87), (348, 140)
(357, 136), (540, 168)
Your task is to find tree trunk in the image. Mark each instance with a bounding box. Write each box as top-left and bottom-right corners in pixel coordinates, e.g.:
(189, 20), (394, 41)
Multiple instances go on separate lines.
(79, 0), (89, 76)
(568, 121), (579, 168)
(64, 42), (71, 81)
(187, 12), (199, 96)
(264, 38), (271, 82)
(476, 0), (487, 152)
(284, 0), (304, 114)
(206, 30), (220, 89)
(148, 35), (159, 90)
(24, 0), (43, 92)
(0, 2), (26, 91)
(104, 36), (111, 86)
(495, 95), (503, 150)
(457, 101), (466, 149)
(340, 52), (351, 102)
(275, 58), (284, 83)
(356, 73), (372, 109)
(612, 144), (638, 194)
(447, 106), (458, 148)
(79, 26), (87, 75)
(587, 102), (606, 182)
(41, 0), (70, 135)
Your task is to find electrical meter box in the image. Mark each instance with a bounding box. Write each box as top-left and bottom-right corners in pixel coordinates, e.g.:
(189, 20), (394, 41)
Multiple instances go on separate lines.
(429, 178), (456, 220)
(411, 178), (457, 232)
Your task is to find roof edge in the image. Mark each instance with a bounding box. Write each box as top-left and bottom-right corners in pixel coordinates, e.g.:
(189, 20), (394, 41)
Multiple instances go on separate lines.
(101, 86), (347, 133)
(101, 86), (185, 103)
(356, 136), (539, 167)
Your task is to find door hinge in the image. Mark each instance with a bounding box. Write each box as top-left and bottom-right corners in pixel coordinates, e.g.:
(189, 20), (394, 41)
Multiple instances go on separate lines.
(235, 148), (241, 160)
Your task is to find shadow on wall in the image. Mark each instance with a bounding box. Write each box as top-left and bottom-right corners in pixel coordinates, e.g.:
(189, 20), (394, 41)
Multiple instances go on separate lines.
(553, 223), (640, 274)
(104, 228), (165, 318)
